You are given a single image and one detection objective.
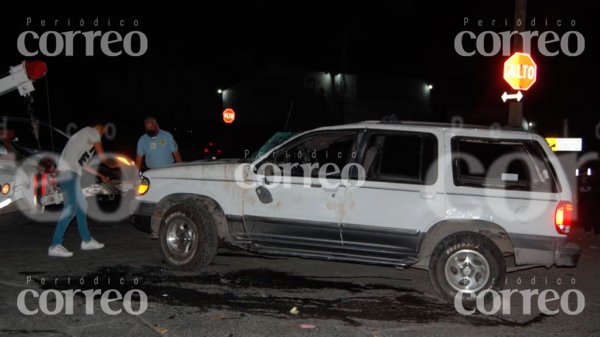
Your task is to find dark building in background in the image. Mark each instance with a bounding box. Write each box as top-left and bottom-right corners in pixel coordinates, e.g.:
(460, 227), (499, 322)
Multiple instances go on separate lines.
(221, 65), (434, 132)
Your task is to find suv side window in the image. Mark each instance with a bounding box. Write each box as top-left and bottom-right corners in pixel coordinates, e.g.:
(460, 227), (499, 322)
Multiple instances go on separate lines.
(268, 131), (358, 178)
(363, 132), (437, 185)
(452, 137), (558, 192)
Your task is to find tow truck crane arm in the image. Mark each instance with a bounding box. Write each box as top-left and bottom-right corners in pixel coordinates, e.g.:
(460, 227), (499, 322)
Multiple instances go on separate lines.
(0, 60), (135, 216)
(0, 61), (47, 97)
(0, 61), (47, 150)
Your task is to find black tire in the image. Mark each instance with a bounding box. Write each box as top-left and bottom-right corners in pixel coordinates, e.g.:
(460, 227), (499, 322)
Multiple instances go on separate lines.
(428, 232), (505, 305)
(0, 211), (31, 231)
(159, 202), (218, 271)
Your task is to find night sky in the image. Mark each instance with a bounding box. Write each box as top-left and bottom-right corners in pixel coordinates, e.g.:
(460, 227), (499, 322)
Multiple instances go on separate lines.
(1, 0), (599, 159)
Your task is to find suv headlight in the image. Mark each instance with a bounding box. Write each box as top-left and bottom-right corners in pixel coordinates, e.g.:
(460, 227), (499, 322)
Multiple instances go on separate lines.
(137, 177), (150, 196)
(1, 183), (10, 195)
(115, 155), (134, 166)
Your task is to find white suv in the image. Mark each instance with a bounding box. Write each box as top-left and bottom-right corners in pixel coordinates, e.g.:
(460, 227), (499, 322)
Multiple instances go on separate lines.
(132, 119), (580, 301)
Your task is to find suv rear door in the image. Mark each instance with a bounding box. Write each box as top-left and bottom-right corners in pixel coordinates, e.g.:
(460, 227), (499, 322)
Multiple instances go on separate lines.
(338, 128), (445, 264)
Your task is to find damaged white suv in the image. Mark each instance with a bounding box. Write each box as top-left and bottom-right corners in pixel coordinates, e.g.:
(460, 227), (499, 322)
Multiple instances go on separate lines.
(131, 119), (580, 301)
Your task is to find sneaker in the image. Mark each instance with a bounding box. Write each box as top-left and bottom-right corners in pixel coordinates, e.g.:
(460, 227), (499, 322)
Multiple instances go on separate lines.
(81, 238), (105, 250)
(48, 245), (73, 257)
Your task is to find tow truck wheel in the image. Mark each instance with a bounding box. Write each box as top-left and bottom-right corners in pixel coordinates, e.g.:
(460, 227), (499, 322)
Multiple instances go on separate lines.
(428, 232), (505, 306)
(159, 202), (218, 271)
(0, 211), (31, 231)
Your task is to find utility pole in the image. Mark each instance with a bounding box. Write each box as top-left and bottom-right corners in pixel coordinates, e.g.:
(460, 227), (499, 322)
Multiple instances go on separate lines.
(339, 30), (348, 124)
(508, 0), (527, 127)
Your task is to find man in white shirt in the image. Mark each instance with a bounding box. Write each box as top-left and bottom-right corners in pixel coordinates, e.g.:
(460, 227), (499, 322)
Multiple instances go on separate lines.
(49, 122), (117, 257)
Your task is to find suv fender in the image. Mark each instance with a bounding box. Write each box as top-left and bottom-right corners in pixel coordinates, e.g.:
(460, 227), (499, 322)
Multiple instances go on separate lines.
(414, 220), (514, 269)
(152, 193), (231, 244)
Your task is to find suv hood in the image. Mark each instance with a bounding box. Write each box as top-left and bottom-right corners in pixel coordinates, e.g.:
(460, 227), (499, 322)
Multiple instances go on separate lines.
(144, 159), (246, 181)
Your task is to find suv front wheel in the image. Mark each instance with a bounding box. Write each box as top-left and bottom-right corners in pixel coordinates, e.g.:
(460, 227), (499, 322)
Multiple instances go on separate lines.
(429, 232), (505, 304)
(159, 203), (218, 271)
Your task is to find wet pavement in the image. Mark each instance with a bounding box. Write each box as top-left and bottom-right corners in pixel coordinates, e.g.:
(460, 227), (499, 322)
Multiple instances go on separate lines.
(0, 217), (598, 336)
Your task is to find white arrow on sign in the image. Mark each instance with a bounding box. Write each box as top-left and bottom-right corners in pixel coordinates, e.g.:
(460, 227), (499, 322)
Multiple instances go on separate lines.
(501, 91), (523, 102)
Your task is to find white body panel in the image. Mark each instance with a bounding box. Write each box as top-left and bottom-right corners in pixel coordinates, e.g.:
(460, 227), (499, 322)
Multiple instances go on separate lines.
(339, 127), (446, 233)
(137, 121), (571, 246)
(142, 161), (243, 216)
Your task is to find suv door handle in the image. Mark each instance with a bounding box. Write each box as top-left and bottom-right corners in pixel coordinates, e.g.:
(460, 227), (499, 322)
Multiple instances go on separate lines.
(310, 183), (339, 192)
(322, 185), (339, 192)
(420, 192), (436, 200)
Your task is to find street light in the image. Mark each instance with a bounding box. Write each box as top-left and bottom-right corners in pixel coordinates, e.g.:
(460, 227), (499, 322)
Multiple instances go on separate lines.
(217, 89), (223, 94)
(427, 84), (433, 90)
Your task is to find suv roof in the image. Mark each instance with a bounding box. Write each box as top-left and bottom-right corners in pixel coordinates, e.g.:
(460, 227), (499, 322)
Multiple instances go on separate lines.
(379, 120), (524, 131)
(314, 119), (534, 137)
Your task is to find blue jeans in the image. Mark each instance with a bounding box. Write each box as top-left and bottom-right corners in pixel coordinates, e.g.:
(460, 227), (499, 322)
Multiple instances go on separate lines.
(51, 171), (92, 246)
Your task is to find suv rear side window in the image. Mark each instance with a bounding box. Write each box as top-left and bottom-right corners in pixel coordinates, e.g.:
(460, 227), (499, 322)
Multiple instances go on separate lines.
(364, 132), (437, 185)
(452, 137), (558, 192)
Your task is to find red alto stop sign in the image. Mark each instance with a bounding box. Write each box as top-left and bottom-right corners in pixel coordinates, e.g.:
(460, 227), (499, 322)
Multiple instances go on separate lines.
(222, 108), (235, 124)
(503, 52), (537, 91)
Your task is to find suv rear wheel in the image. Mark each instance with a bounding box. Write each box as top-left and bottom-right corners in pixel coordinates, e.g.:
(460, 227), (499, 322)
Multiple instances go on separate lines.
(429, 232), (505, 304)
(159, 202), (218, 271)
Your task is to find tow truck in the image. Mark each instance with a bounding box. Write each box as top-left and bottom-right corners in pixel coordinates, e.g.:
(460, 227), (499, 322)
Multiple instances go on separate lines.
(0, 61), (136, 230)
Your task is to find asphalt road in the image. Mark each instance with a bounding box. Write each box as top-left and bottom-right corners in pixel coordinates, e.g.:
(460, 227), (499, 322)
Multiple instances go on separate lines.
(0, 215), (598, 337)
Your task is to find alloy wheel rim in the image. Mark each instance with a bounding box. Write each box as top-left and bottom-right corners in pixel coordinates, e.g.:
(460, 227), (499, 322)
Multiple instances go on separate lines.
(444, 249), (490, 293)
(166, 219), (197, 260)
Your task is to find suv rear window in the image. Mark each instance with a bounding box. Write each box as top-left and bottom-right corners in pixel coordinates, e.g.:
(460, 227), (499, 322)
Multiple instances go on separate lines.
(451, 137), (558, 192)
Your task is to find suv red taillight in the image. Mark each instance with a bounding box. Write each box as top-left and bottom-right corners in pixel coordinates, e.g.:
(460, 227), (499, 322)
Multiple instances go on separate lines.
(555, 201), (573, 234)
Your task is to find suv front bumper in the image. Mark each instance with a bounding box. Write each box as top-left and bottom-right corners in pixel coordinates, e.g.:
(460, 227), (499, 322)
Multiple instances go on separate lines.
(130, 201), (156, 233)
(512, 234), (581, 267)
